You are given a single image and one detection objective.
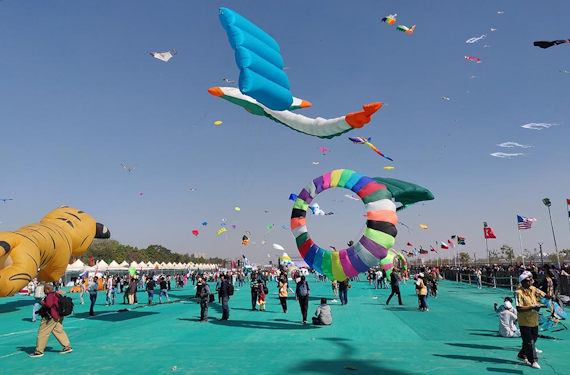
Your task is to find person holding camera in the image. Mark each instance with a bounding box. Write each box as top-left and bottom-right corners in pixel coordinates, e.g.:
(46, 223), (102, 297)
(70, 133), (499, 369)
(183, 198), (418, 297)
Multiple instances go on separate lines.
(29, 284), (72, 358)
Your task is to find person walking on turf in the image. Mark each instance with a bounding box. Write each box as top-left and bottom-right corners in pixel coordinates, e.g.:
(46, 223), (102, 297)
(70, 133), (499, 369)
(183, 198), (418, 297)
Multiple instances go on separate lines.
(159, 277), (170, 303)
(295, 275), (310, 323)
(312, 298), (332, 325)
(219, 274), (231, 320)
(515, 271), (552, 369)
(199, 276), (211, 322)
(146, 276), (156, 304)
(29, 283), (72, 357)
(416, 273), (428, 311)
(278, 276), (294, 313)
(88, 276), (98, 316)
(386, 268), (403, 306)
(339, 278), (350, 305)
(250, 274), (259, 311)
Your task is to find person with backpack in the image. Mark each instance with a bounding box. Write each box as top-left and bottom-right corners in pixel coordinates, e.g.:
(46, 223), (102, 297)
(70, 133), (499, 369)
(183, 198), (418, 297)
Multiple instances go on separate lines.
(146, 276), (156, 304)
(199, 276), (211, 322)
(29, 283), (72, 357)
(219, 274), (232, 321)
(295, 275), (310, 324)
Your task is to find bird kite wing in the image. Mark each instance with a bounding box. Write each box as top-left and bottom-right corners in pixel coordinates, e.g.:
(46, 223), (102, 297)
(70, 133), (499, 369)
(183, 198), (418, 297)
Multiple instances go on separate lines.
(533, 39), (570, 49)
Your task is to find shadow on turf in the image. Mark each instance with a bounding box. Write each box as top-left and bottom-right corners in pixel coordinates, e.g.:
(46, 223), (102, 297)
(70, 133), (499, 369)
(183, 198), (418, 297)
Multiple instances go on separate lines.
(486, 368), (524, 374)
(208, 319), (320, 330)
(17, 346), (56, 354)
(289, 359), (411, 374)
(0, 300), (32, 313)
(73, 311), (159, 321)
(445, 343), (517, 351)
(433, 354), (519, 365)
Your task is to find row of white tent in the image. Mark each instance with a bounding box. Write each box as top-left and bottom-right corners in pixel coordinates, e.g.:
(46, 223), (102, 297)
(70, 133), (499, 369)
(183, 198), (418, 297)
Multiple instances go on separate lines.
(66, 259), (219, 272)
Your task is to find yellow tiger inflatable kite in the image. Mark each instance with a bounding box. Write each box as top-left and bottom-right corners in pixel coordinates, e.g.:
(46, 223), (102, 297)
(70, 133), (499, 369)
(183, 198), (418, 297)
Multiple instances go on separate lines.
(0, 207), (110, 297)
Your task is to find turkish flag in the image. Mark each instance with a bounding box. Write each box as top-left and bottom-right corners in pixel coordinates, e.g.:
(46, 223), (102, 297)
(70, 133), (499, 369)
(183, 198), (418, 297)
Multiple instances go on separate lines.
(407, 242), (413, 246)
(441, 242), (449, 249)
(484, 227), (496, 239)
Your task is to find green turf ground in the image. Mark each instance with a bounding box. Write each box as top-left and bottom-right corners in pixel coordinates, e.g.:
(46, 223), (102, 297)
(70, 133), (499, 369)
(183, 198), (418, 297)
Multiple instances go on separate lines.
(0, 279), (567, 374)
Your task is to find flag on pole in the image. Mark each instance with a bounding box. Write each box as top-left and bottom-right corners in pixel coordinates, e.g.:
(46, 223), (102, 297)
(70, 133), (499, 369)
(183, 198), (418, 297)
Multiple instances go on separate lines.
(517, 215), (536, 230)
(430, 245), (438, 253)
(483, 221), (496, 239)
(419, 247), (428, 254)
(407, 242), (413, 246)
(440, 241), (449, 249)
(457, 236), (466, 245)
(447, 239), (455, 248)
(566, 199), (570, 218)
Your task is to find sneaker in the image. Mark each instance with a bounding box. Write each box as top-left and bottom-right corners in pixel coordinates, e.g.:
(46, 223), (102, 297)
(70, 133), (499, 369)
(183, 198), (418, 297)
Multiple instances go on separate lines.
(531, 362), (541, 369)
(60, 347), (73, 354)
(516, 355), (531, 365)
(535, 349), (543, 354)
(29, 352), (44, 358)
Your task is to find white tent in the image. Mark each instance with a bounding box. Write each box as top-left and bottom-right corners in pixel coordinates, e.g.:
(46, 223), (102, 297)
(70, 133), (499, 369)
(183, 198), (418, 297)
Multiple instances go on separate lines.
(66, 259), (86, 272)
(153, 262), (161, 270)
(119, 261), (129, 267)
(129, 261), (138, 269)
(146, 261), (154, 270)
(137, 261), (147, 269)
(160, 262), (167, 269)
(165, 262), (174, 269)
(95, 260), (109, 271)
(108, 260), (126, 271)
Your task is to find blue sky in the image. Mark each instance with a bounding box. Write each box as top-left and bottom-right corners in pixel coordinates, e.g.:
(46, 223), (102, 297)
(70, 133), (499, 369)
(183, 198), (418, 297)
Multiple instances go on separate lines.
(0, 0), (568, 265)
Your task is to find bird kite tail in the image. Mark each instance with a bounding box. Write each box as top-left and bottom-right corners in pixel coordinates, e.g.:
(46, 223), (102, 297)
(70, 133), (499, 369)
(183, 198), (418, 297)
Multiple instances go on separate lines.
(345, 102), (383, 129)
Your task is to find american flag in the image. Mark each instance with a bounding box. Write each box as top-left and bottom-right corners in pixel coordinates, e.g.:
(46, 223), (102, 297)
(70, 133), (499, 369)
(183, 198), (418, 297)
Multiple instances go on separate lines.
(517, 215), (536, 230)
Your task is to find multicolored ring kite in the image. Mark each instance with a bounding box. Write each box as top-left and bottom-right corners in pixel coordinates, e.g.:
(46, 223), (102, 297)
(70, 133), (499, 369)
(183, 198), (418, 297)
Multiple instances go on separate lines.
(290, 169), (398, 282)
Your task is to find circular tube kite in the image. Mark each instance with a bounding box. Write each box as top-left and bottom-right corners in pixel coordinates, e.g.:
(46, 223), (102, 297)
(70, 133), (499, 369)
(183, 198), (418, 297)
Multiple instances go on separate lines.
(290, 169), (397, 282)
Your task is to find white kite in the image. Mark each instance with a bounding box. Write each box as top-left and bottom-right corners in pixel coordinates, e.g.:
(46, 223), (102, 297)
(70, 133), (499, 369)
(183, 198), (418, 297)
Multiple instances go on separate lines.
(344, 194), (360, 201)
(497, 142), (532, 148)
(273, 243), (285, 251)
(490, 152), (524, 158)
(521, 123), (558, 130)
(466, 35), (486, 44)
(149, 50), (177, 62)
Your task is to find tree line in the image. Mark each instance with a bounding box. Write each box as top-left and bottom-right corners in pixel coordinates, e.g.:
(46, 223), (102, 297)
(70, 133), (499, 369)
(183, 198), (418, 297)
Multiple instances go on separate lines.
(73, 239), (225, 265)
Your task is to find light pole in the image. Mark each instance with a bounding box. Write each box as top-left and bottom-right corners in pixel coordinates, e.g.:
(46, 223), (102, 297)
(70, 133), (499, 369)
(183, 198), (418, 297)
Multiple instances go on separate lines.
(538, 242), (544, 266)
(542, 198), (561, 268)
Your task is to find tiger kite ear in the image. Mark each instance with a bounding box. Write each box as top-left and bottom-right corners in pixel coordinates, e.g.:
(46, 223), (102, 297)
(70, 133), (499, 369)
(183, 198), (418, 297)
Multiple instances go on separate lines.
(95, 223), (111, 239)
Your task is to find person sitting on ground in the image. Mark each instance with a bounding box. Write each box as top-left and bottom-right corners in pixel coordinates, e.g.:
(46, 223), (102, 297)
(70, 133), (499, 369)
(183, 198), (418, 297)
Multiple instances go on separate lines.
(496, 299), (520, 338)
(312, 298), (332, 325)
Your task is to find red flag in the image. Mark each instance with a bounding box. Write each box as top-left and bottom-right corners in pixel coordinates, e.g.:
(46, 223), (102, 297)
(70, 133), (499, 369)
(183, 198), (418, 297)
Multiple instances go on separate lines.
(484, 227), (496, 239)
(447, 239), (455, 248)
(407, 242), (413, 246)
(440, 242), (449, 249)
(567, 198), (570, 205)
(89, 257), (94, 266)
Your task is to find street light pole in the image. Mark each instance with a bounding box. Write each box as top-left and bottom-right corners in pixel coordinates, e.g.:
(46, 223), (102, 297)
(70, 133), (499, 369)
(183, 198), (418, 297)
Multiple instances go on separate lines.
(538, 242), (544, 267)
(542, 198), (561, 269)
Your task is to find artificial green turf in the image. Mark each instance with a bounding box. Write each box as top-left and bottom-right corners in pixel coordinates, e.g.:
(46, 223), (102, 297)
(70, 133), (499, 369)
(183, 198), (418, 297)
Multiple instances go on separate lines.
(0, 280), (567, 374)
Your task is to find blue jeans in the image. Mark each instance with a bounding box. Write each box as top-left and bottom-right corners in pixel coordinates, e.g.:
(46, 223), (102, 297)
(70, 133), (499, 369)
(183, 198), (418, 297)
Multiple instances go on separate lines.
(159, 289), (169, 303)
(147, 290), (154, 304)
(89, 293), (97, 315)
(221, 296), (229, 319)
(339, 289), (348, 305)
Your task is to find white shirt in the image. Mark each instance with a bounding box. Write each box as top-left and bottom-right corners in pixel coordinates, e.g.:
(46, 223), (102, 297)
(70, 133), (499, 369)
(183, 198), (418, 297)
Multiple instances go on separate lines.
(498, 309), (518, 337)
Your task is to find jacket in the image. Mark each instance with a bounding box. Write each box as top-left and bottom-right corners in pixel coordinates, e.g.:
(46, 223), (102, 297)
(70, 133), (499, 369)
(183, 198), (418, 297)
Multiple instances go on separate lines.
(40, 292), (61, 320)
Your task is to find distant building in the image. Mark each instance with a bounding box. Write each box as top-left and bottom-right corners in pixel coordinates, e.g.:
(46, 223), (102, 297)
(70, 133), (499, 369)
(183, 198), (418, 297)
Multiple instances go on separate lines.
(191, 252), (207, 259)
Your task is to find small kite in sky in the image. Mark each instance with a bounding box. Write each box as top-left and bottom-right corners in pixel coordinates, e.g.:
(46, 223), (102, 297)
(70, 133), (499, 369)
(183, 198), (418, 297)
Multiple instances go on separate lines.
(217, 227), (227, 235)
(273, 243), (285, 251)
(469, 75), (477, 79)
(533, 39), (570, 49)
(348, 137), (393, 161)
(441, 96), (450, 101)
(483, 44), (491, 48)
(344, 194), (360, 201)
(383, 166), (394, 170)
(192, 230), (199, 237)
(201, 221), (208, 226)
(221, 78), (236, 84)
(381, 13), (397, 25)
(0, 198), (14, 203)
(121, 163), (136, 172)
(497, 142), (532, 148)
(189, 188), (197, 192)
(419, 224), (428, 230)
(397, 24), (415, 34)
(266, 225), (274, 231)
(241, 235), (250, 245)
(319, 147), (330, 155)
(521, 122), (557, 130)
(138, 192), (144, 196)
(312, 161), (320, 165)
(466, 35), (486, 44)
(149, 50), (177, 62)
(464, 56), (482, 63)
(560, 70), (570, 74)
(490, 152), (524, 158)
(220, 222), (226, 227)
(234, 207), (241, 211)
(497, 10), (504, 14)
(214, 121), (223, 126)
(490, 28), (497, 32)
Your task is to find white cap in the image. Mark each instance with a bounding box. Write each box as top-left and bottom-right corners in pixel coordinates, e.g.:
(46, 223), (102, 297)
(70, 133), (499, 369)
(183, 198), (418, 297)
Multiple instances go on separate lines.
(519, 271), (532, 283)
(418, 272), (424, 277)
(504, 301), (512, 309)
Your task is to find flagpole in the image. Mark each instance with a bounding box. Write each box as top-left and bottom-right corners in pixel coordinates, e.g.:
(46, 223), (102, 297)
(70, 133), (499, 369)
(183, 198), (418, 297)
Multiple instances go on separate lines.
(485, 237), (490, 266)
(518, 228), (525, 267)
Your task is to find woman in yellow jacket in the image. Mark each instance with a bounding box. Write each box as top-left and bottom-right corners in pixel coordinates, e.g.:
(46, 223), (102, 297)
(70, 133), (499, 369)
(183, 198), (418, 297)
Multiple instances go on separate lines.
(278, 276), (295, 313)
(415, 273), (428, 311)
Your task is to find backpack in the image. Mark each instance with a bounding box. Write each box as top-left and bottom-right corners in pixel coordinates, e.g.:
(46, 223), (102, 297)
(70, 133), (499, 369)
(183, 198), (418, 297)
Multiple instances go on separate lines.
(228, 283), (234, 296)
(57, 294), (74, 317)
(298, 282), (308, 297)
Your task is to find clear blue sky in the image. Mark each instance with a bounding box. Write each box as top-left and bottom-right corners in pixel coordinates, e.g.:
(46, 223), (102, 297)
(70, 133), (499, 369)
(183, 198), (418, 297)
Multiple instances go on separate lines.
(0, 0), (568, 264)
